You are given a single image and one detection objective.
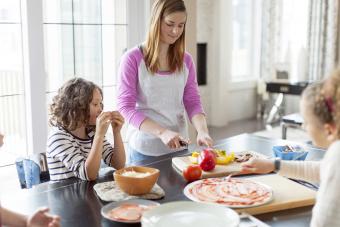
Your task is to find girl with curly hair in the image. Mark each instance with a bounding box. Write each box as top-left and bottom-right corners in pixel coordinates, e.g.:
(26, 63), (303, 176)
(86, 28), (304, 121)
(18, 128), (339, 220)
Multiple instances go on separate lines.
(241, 68), (340, 226)
(47, 77), (125, 181)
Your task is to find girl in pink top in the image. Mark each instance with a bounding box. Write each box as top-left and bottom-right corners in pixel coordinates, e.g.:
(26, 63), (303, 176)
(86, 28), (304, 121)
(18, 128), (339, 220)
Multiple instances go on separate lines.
(117, 0), (212, 162)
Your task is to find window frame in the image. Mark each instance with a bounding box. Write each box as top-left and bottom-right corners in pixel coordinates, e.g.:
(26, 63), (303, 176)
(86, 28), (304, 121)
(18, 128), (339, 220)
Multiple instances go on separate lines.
(21, 0), (47, 155)
(14, 0), (147, 155)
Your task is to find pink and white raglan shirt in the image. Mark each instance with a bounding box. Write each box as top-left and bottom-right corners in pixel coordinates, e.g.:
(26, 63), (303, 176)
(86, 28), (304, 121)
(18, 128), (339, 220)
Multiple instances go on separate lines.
(117, 47), (204, 156)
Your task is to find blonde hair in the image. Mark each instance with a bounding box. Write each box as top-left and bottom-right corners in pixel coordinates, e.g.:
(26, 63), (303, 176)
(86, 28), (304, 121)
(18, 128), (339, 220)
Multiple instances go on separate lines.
(144, 0), (186, 74)
(49, 77), (102, 131)
(302, 68), (340, 136)
(323, 68), (340, 136)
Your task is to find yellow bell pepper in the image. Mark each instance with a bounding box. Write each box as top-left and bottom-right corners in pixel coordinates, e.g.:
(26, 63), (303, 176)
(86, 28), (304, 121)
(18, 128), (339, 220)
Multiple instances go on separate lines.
(215, 151), (235, 165)
(191, 151), (200, 157)
(188, 150), (235, 165)
(216, 156), (229, 164)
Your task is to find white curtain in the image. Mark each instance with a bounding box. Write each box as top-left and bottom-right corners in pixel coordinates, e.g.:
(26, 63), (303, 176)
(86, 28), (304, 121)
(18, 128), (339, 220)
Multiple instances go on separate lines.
(260, 0), (339, 82)
(260, 0), (282, 81)
(307, 0), (339, 80)
(260, 0), (310, 82)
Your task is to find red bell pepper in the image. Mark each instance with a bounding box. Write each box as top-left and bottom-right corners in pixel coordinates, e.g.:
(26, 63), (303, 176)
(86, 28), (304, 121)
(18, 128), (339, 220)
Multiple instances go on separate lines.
(198, 149), (216, 171)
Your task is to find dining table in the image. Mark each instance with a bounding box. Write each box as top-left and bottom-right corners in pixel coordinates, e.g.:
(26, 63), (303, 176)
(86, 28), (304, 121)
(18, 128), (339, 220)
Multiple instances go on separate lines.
(0, 133), (325, 227)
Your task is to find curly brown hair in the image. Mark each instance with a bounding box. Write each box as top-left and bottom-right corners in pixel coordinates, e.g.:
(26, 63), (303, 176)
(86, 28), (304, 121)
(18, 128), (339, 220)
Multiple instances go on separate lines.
(302, 68), (340, 137)
(49, 77), (102, 131)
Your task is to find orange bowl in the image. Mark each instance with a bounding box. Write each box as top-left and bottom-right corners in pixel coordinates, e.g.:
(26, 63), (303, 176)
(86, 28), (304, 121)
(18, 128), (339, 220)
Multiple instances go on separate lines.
(114, 166), (160, 195)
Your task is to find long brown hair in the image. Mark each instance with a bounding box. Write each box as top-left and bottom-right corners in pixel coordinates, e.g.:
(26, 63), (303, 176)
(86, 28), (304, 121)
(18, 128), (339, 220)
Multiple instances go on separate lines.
(49, 77), (102, 131)
(144, 0), (186, 74)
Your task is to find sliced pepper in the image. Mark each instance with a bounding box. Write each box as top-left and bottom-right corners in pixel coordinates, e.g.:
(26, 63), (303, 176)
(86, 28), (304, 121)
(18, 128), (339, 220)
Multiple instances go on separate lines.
(191, 151), (200, 157)
(216, 156), (229, 164)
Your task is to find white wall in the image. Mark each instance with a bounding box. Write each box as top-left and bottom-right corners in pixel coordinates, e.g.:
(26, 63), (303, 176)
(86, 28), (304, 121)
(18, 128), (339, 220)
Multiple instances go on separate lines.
(197, 0), (258, 127)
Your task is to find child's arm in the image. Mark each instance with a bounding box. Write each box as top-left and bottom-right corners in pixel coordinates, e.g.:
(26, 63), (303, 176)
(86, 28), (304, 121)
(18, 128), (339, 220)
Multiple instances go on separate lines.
(110, 111), (126, 169)
(241, 158), (275, 174)
(85, 112), (112, 180)
(1, 207), (60, 227)
(242, 158), (320, 183)
(1, 207), (27, 226)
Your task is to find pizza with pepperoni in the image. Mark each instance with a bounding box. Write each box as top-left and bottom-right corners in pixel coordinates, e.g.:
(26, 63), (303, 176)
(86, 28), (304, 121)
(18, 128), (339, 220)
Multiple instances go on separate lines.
(184, 177), (273, 208)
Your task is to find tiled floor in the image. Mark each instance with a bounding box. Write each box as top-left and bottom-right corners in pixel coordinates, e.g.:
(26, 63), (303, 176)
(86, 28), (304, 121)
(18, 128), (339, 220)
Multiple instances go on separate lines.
(0, 117), (267, 195)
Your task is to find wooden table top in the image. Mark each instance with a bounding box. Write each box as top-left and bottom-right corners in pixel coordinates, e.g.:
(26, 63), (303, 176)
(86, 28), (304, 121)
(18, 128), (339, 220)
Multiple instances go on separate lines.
(0, 134), (324, 227)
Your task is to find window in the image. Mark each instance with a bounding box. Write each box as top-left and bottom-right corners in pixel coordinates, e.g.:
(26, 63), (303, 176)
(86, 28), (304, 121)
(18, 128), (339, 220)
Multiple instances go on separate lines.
(43, 0), (128, 114)
(231, 0), (261, 81)
(0, 0), (131, 163)
(275, 0), (310, 81)
(0, 0), (27, 162)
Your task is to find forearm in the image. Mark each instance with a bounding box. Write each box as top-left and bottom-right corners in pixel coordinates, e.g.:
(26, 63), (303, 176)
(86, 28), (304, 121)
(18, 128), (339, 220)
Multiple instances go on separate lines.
(85, 135), (104, 180)
(1, 207), (27, 227)
(110, 132), (126, 169)
(191, 114), (209, 134)
(279, 161), (320, 183)
(139, 118), (167, 138)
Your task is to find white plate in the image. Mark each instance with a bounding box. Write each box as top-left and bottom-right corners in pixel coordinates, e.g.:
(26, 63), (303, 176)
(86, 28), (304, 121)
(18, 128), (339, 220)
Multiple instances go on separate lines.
(183, 178), (273, 208)
(101, 199), (160, 223)
(141, 201), (239, 227)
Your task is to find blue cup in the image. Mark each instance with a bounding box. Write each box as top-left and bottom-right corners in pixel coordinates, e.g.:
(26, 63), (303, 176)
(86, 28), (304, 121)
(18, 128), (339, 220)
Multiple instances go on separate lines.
(272, 145), (308, 160)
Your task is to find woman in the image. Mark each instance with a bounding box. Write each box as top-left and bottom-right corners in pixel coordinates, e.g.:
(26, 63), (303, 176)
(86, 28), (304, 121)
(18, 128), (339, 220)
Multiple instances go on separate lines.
(117, 0), (212, 163)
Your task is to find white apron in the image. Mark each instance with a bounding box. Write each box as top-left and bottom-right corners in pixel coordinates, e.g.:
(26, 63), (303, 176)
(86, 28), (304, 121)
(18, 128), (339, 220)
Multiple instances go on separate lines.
(127, 61), (189, 156)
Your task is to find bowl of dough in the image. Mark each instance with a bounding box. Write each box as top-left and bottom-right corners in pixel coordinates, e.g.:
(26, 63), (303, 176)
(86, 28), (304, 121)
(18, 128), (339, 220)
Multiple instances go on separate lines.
(114, 166), (160, 195)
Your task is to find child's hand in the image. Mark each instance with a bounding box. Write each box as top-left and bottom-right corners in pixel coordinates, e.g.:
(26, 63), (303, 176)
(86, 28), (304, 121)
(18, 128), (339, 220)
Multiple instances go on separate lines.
(96, 112), (112, 137)
(110, 111), (124, 133)
(241, 158), (275, 174)
(27, 207), (60, 227)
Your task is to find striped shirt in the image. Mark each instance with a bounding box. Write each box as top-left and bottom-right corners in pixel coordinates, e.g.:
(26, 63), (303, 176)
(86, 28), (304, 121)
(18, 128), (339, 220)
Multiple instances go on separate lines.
(47, 126), (113, 181)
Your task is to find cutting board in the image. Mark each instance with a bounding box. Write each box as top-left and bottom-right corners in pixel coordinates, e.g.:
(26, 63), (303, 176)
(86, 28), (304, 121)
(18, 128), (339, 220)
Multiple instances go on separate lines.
(235, 174), (316, 215)
(172, 150), (267, 178)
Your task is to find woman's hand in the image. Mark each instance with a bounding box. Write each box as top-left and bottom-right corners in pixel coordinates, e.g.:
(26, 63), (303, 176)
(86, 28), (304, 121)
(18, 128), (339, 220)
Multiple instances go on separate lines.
(110, 111), (125, 133)
(159, 129), (188, 149)
(95, 112), (112, 137)
(241, 158), (275, 174)
(196, 131), (213, 147)
(27, 207), (60, 227)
